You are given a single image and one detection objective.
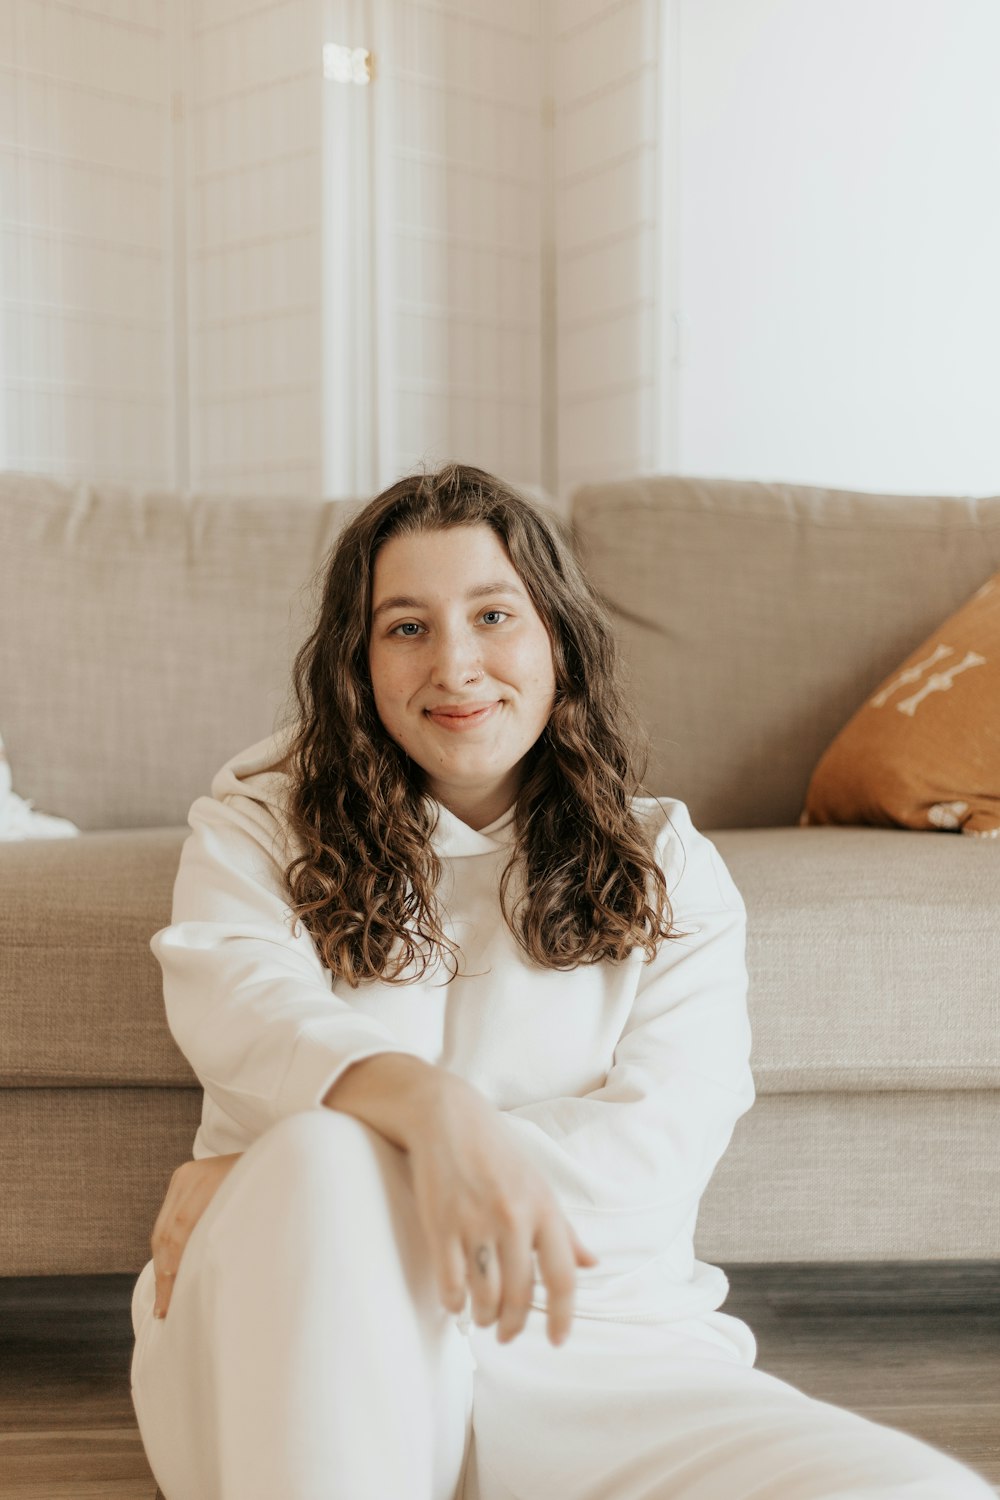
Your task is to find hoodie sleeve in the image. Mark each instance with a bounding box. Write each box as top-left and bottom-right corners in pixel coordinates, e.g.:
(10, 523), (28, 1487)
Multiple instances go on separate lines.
(497, 799), (755, 1264)
(150, 788), (425, 1141)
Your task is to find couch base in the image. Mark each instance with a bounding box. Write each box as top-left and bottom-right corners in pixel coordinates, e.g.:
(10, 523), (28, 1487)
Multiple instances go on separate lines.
(2, 1087), (997, 1275)
(2, 1088), (202, 1275)
(698, 1088), (1000, 1261)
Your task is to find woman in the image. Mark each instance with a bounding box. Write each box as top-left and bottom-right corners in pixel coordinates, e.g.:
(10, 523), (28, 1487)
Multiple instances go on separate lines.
(130, 464), (992, 1500)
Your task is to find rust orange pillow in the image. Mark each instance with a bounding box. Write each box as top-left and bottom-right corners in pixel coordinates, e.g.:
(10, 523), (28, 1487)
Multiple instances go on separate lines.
(801, 573), (1000, 839)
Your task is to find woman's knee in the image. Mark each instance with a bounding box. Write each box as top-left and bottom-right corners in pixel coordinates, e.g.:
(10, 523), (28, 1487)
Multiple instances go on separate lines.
(253, 1103), (383, 1160)
(198, 1107), (440, 1325)
(233, 1107), (409, 1215)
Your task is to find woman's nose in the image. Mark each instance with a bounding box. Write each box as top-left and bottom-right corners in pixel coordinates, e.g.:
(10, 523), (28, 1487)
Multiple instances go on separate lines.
(430, 631), (483, 690)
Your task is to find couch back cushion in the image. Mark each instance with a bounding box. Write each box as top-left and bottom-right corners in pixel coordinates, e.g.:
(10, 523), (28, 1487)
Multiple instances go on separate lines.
(0, 474), (350, 830)
(7, 470), (1000, 833)
(570, 476), (1000, 828)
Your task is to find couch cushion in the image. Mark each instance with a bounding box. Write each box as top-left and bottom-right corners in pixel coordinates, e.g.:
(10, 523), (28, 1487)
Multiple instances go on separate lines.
(4, 824), (996, 1096)
(0, 473), (351, 830)
(697, 1088), (1000, 1262)
(0, 1087), (203, 1275)
(6, 1085), (997, 1272)
(0, 827), (196, 1087)
(570, 476), (1000, 829)
(714, 825), (1000, 1093)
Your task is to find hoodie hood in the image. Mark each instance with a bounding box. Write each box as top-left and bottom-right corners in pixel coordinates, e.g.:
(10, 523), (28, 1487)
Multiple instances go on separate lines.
(209, 726), (515, 858)
(427, 801), (515, 857)
(209, 725), (298, 808)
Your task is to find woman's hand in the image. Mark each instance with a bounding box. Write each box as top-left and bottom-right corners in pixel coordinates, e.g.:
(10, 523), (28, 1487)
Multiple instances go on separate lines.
(404, 1077), (599, 1348)
(150, 1153), (244, 1319)
(324, 1054), (599, 1346)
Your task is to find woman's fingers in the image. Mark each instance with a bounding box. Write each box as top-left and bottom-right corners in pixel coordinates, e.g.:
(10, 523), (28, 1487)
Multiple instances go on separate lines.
(438, 1235), (469, 1316)
(150, 1178), (185, 1320)
(463, 1208), (592, 1347)
(493, 1225), (536, 1344)
(153, 1267), (176, 1319)
(533, 1216), (583, 1347)
(569, 1222), (601, 1268)
(493, 1218), (598, 1344)
(467, 1237), (502, 1327)
(405, 1092), (598, 1348)
(149, 1154), (244, 1320)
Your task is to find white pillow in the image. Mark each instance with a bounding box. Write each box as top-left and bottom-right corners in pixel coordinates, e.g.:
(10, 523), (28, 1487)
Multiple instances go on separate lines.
(0, 730), (80, 841)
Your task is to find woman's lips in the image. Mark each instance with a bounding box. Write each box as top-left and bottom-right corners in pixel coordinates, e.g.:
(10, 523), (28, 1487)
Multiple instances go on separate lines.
(424, 701), (501, 730)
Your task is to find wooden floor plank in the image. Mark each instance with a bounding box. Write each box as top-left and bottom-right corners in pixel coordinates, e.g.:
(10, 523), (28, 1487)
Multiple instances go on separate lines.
(743, 1319), (1000, 1405)
(0, 1484), (157, 1499)
(0, 1264), (996, 1496)
(0, 1431), (151, 1491)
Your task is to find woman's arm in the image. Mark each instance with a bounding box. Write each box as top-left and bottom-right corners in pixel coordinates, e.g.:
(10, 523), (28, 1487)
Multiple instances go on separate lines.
(150, 1055), (598, 1345)
(325, 1053), (599, 1345)
(152, 789), (428, 1138)
(146, 788), (427, 1319)
(496, 799), (755, 1271)
(151, 799), (597, 1345)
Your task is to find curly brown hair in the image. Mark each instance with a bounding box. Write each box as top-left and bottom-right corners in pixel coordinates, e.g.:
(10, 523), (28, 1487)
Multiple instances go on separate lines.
(280, 463), (677, 986)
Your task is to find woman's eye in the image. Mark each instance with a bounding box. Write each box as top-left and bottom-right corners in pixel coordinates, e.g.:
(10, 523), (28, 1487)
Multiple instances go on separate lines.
(391, 622), (423, 637)
(481, 610), (508, 626)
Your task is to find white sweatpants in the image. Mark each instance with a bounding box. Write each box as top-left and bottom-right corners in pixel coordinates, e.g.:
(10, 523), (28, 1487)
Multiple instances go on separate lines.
(129, 1110), (994, 1500)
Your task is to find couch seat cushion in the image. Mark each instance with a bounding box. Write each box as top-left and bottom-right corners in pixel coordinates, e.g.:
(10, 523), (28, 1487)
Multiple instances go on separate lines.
(0, 828), (196, 1086)
(4, 824), (996, 1097)
(714, 825), (1000, 1093)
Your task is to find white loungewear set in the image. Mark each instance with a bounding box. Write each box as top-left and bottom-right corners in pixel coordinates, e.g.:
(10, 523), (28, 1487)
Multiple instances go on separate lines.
(129, 727), (993, 1500)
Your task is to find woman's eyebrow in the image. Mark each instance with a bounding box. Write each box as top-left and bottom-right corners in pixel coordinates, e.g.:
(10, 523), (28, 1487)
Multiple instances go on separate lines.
(372, 581), (524, 620)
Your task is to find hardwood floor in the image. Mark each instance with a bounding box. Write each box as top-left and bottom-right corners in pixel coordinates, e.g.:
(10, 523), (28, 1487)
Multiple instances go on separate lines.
(722, 1263), (999, 1493)
(0, 1262), (996, 1498)
(0, 1274), (155, 1498)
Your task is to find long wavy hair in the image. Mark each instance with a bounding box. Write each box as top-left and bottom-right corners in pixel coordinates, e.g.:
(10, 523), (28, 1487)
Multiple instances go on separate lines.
(280, 463), (678, 986)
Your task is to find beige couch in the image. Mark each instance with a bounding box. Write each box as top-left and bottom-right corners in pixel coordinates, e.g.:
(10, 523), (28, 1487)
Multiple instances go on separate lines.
(1, 471), (998, 1276)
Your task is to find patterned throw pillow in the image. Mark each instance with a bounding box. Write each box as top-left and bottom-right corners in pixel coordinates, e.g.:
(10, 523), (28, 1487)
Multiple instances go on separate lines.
(801, 574), (1000, 839)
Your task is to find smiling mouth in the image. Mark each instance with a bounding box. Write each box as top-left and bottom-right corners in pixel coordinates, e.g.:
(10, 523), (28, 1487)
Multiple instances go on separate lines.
(424, 702), (501, 729)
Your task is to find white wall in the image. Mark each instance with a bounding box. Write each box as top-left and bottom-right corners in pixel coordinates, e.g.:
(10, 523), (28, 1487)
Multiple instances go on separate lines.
(3, 1), (998, 500)
(0, 0), (172, 487)
(672, 0), (1000, 494)
(186, 0), (324, 497)
(553, 0), (660, 494)
(376, 0), (544, 495)
(211, 0), (546, 501)
(0, 0), (546, 498)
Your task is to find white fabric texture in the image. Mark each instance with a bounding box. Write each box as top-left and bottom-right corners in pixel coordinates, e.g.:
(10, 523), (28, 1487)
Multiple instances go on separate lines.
(136, 731), (997, 1497)
(0, 729), (79, 841)
(149, 725), (755, 1325)
(129, 1109), (995, 1500)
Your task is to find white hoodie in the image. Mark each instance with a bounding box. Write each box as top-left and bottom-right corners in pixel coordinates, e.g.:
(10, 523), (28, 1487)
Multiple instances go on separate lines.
(150, 726), (755, 1324)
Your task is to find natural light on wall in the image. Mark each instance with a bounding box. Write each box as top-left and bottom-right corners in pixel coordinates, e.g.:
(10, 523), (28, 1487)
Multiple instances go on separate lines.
(321, 11), (387, 500)
(659, 0), (1000, 495)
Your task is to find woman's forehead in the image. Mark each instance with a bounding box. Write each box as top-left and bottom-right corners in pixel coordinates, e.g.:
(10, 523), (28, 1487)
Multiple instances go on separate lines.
(372, 524), (523, 602)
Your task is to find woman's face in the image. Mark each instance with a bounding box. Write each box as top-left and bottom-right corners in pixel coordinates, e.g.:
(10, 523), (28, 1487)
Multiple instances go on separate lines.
(368, 523), (557, 830)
